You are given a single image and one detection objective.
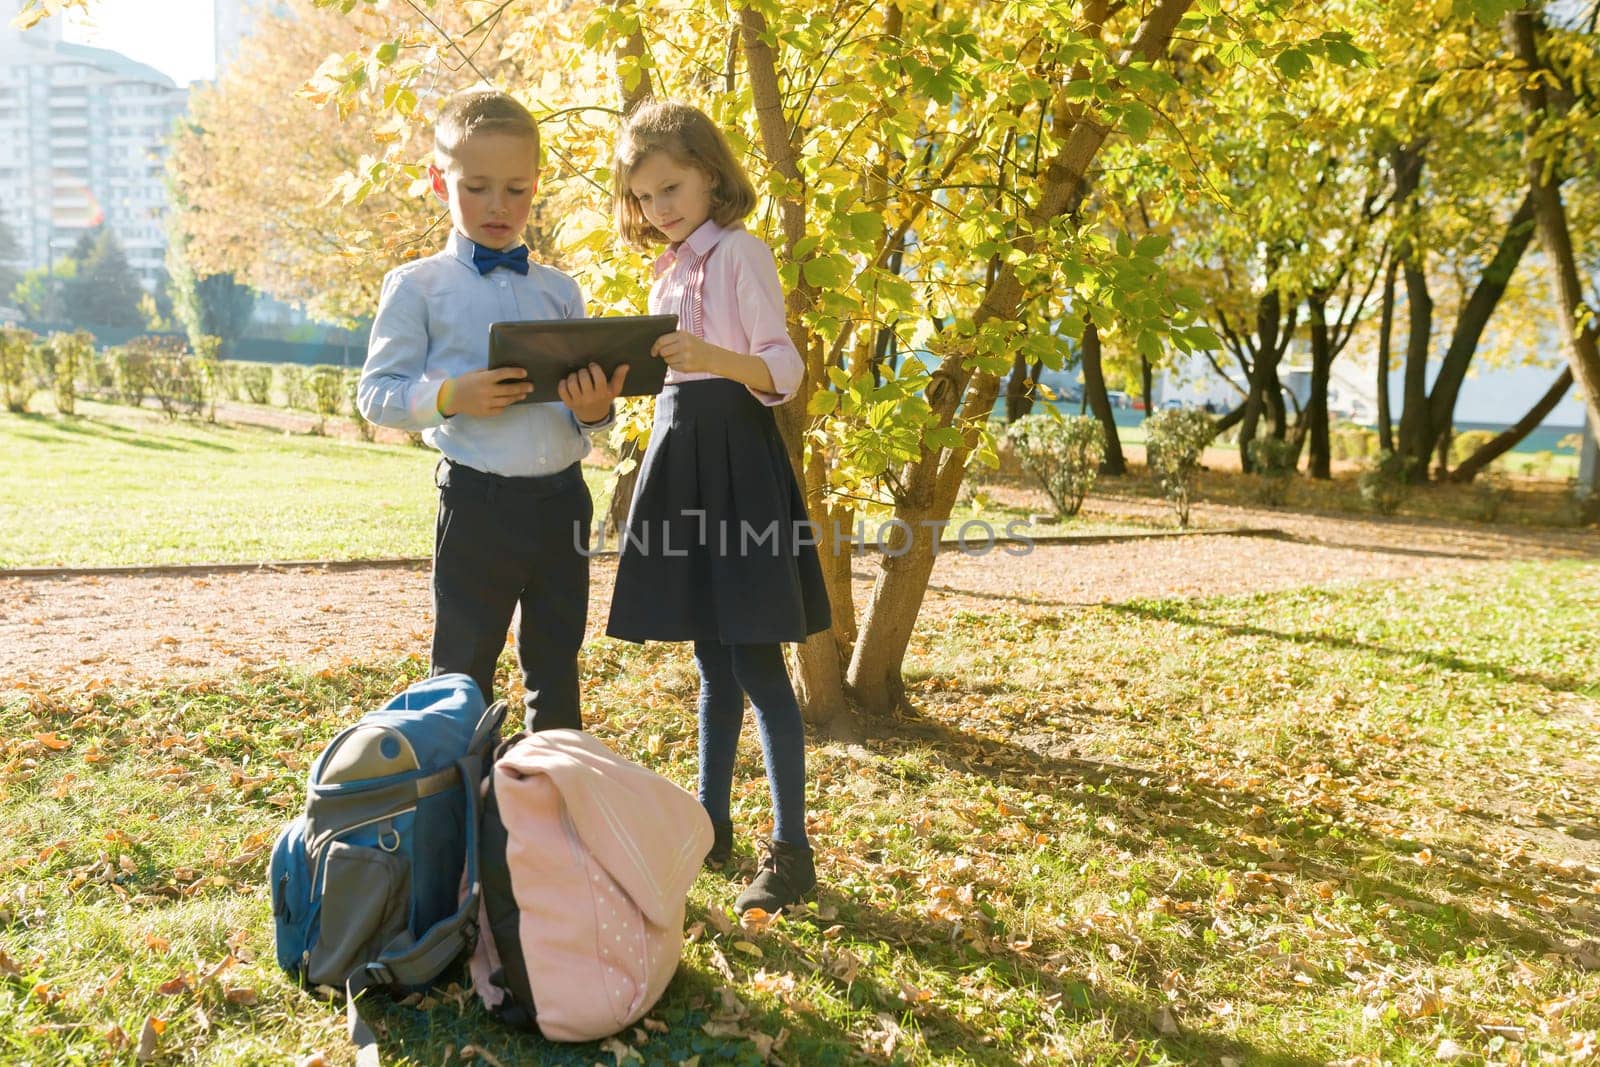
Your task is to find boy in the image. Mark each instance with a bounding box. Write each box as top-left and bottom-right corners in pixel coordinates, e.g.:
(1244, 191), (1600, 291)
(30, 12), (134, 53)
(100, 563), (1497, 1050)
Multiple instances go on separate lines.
(358, 90), (624, 731)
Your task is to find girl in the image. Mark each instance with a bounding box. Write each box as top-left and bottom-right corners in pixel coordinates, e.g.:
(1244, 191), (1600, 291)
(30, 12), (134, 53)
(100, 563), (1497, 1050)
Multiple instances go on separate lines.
(606, 101), (831, 915)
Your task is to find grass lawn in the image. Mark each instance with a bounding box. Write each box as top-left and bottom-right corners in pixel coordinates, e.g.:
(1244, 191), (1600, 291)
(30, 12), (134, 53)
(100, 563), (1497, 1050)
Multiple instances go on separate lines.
(0, 406), (1167, 570)
(2, 561), (1598, 1063)
(0, 404), (613, 568)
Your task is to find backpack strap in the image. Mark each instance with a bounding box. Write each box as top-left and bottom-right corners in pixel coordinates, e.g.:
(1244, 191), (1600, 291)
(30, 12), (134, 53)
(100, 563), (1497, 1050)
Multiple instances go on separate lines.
(363, 748), (490, 985)
(346, 973), (381, 1067)
(342, 701), (507, 1066)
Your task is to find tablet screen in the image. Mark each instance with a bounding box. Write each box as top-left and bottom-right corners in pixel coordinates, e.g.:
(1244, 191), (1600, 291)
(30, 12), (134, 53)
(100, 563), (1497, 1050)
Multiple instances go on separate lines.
(488, 314), (677, 404)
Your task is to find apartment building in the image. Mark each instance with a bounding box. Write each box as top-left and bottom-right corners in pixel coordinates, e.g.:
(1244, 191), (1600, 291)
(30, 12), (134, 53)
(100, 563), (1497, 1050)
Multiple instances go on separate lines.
(0, 18), (188, 291)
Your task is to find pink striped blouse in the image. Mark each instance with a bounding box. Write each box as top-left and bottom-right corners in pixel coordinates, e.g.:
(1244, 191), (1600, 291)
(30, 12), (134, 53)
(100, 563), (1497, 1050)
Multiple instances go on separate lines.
(649, 220), (805, 406)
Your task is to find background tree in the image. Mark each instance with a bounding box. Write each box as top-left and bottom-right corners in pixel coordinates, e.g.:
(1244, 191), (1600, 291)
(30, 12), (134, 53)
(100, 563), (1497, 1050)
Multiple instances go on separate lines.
(166, 0), (442, 321)
(0, 219), (22, 308)
(1505, 6), (1600, 439)
(60, 226), (145, 328)
(10, 261), (75, 322)
(168, 229), (255, 358)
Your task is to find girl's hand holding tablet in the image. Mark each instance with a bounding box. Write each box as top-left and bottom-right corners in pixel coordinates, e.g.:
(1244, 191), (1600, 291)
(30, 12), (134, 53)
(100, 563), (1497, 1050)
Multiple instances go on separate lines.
(650, 330), (720, 374)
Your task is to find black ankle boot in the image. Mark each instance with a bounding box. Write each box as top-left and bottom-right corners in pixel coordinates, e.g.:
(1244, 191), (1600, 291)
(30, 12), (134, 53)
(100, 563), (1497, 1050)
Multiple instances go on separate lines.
(735, 839), (816, 913)
(704, 821), (734, 870)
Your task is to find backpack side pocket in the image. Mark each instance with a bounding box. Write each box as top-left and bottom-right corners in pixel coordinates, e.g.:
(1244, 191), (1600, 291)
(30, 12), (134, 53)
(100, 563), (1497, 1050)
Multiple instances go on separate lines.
(305, 840), (412, 988)
(269, 819), (314, 979)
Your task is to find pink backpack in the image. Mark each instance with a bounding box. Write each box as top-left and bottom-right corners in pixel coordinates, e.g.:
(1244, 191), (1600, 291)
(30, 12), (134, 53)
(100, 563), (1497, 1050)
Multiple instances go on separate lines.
(468, 729), (712, 1042)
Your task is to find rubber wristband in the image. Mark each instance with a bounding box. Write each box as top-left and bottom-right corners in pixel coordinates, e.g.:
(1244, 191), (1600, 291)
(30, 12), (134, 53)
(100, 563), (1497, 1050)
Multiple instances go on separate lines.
(436, 379), (454, 418)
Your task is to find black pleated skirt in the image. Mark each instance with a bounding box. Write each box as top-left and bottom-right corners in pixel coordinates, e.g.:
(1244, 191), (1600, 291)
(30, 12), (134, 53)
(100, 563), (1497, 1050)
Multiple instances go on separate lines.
(606, 379), (832, 644)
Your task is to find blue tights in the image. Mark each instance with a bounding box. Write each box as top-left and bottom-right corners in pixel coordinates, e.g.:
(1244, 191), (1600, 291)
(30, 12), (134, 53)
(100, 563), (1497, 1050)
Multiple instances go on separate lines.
(693, 640), (809, 848)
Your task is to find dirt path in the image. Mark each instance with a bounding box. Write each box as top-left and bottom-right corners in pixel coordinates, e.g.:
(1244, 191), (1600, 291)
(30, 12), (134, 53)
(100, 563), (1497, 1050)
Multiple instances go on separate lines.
(3, 499), (1596, 692)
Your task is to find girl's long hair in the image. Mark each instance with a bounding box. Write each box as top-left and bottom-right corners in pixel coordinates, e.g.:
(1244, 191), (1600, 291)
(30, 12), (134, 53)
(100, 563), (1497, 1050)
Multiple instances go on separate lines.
(613, 101), (757, 249)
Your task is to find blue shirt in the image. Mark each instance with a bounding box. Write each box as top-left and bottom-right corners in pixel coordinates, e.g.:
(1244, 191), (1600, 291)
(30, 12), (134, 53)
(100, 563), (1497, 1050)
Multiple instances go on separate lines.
(357, 230), (612, 478)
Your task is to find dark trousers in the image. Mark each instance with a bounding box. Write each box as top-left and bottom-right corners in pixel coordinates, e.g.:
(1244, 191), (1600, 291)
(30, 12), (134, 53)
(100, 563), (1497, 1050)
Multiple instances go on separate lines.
(431, 459), (592, 732)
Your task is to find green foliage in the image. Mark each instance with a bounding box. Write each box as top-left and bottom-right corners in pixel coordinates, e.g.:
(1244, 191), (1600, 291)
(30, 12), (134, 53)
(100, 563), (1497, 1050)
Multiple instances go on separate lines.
(108, 344), (154, 407)
(1330, 422), (1378, 463)
(0, 325), (37, 413)
(306, 364), (345, 433)
(236, 363), (273, 405)
(46, 331), (93, 417)
(192, 337), (224, 423)
(1246, 434), (1298, 506)
(277, 364), (309, 410)
(1004, 412), (1103, 519)
(10, 260), (75, 323)
(1358, 450), (1418, 515)
(1449, 428), (1498, 467)
(169, 227), (257, 357)
(137, 337), (208, 421)
(0, 217), (20, 302)
(1145, 408), (1215, 527)
(60, 226), (145, 329)
(347, 367), (374, 441)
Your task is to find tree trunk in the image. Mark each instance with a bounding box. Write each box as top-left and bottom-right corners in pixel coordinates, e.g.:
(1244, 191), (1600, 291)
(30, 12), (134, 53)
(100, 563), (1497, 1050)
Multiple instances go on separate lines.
(604, 438), (641, 539)
(1235, 286), (1296, 470)
(611, 0), (655, 112)
(599, 12), (652, 540)
(1507, 10), (1600, 440)
(1214, 401), (1246, 436)
(740, 7), (851, 728)
(1376, 255), (1398, 454)
(1421, 190), (1538, 465)
(1449, 367), (1573, 483)
(1080, 318), (1126, 475)
(1140, 351), (1155, 417)
(1392, 143), (1434, 481)
(1306, 292), (1333, 479)
(1005, 350), (1031, 421)
(846, 0), (1196, 714)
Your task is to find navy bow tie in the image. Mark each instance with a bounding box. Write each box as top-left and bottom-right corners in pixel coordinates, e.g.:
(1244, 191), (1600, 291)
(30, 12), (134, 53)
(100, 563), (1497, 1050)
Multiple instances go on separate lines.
(472, 242), (530, 276)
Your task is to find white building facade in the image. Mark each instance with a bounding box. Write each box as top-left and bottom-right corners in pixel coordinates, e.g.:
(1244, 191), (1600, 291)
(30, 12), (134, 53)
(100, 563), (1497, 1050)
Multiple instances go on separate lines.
(0, 19), (188, 291)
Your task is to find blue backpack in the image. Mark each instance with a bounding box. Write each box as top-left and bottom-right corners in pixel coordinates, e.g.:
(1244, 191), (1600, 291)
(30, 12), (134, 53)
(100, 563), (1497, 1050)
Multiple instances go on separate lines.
(269, 673), (505, 1059)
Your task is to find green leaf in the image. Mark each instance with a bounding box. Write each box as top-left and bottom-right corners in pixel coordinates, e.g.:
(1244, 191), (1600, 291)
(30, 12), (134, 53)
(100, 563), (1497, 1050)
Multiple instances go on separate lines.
(801, 254), (851, 289)
(1273, 47), (1311, 80)
(1135, 234), (1170, 259)
(848, 211), (882, 242)
(807, 389), (838, 416)
(1120, 101), (1154, 141)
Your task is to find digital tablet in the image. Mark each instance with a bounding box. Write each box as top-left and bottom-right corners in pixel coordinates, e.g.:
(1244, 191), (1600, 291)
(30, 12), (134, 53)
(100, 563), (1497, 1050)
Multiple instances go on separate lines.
(487, 314), (677, 405)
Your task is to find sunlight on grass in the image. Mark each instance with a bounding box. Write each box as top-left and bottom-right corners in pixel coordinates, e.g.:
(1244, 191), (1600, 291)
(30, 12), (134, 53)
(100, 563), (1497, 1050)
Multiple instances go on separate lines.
(1, 562), (1598, 1063)
(0, 404), (612, 569)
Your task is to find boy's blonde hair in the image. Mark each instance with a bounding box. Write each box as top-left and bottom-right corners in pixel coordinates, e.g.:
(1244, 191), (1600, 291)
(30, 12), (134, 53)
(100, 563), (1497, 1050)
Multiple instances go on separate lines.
(613, 101), (757, 248)
(434, 90), (539, 169)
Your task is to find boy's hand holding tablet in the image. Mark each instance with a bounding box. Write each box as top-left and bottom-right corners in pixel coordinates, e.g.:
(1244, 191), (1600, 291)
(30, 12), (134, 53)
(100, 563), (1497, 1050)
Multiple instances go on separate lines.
(487, 314), (675, 418)
(558, 362), (630, 424)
